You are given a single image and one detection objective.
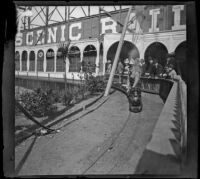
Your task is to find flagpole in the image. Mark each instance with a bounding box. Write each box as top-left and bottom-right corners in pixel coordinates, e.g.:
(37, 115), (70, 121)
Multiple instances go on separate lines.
(104, 6), (133, 96)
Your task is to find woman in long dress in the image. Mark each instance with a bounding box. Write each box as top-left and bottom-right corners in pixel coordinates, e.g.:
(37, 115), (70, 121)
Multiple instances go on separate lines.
(128, 50), (142, 89)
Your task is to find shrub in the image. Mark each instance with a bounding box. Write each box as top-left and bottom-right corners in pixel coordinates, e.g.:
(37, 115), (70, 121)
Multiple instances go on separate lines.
(20, 88), (57, 117)
(85, 75), (106, 94)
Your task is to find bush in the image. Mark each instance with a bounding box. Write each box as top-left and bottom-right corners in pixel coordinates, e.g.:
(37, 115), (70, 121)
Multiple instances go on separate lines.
(20, 88), (57, 117)
(85, 75), (106, 94)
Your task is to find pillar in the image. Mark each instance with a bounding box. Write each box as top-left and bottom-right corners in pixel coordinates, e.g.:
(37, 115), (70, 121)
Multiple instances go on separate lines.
(19, 51), (22, 72)
(54, 48), (57, 72)
(27, 50), (30, 72)
(44, 49), (47, 72)
(35, 49), (38, 73)
(95, 42), (100, 75)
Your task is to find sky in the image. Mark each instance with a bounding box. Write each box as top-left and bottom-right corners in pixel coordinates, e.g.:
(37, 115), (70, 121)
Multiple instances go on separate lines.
(17, 6), (131, 30)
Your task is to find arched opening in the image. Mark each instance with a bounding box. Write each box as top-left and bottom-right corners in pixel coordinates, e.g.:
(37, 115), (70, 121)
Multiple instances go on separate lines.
(37, 50), (44, 72)
(144, 42), (168, 67)
(15, 51), (20, 71)
(175, 41), (187, 82)
(82, 45), (97, 73)
(29, 51), (35, 71)
(68, 46), (81, 72)
(22, 51), (27, 71)
(56, 48), (65, 72)
(107, 41), (140, 64)
(46, 49), (55, 72)
(99, 43), (104, 73)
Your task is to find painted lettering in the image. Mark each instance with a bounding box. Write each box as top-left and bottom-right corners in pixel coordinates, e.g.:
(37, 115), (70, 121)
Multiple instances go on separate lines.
(69, 22), (82, 41)
(172, 5), (186, 30)
(149, 8), (160, 32)
(47, 27), (58, 43)
(26, 31), (34, 45)
(15, 32), (23, 46)
(101, 17), (117, 34)
(60, 25), (66, 41)
(36, 29), (44, 45)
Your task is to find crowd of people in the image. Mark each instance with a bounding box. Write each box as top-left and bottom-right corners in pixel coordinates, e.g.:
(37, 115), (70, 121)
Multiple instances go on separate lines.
(106, 52), (179, 80)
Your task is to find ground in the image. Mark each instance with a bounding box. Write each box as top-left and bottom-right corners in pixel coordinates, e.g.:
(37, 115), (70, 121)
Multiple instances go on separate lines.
(15, 91), (164, 175)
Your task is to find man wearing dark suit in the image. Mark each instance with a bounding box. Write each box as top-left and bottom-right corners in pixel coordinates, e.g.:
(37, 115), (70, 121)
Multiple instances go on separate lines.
(145, 56), (154, 77)
(152, 59), (163, 77)
(139, 59), (147, 76)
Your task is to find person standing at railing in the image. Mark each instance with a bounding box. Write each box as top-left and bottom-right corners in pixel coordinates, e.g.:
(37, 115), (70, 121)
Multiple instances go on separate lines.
(117, 60), (124, 74)
(165, 64), (178, 80)
(129, 56), (142, 89)
(163, 52), (177, 74)
(139, 58), (147, 76)
(145, 56), (154, 77)
(106, 60), (112, 74)
(152, 58), (163, 78)
(117, 60), (124, 83)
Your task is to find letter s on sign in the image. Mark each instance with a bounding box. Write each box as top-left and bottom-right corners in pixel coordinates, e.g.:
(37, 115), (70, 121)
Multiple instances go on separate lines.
(15, 32), (23, 46)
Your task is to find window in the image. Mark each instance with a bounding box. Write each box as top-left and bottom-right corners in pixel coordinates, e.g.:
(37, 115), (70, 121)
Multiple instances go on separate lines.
(29, 51), (35, 71)
(22, 51), (27, 71)
(46, 49), (55, 72)
(37, 50), (44, 72)
(68, 46), (81, 72)
(56, 48), (65, 72)
(83, 45), (97, 73)
(15, 51), (20, 71)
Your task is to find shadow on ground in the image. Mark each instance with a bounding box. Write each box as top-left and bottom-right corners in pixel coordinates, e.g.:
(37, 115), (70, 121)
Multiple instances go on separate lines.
(134, 149), (180, 175)
(15, 135), (38, 175)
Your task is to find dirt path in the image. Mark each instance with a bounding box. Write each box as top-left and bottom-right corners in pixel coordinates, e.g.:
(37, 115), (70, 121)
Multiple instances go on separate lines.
(15, 92), (163, 176)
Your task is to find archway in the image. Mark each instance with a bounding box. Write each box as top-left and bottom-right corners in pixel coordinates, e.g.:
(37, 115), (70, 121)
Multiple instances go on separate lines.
(83, 45), (97, 73)
(46, 49), (55, 72)
(15, 51), (20, 71)
(107, 41), (140, 64)
(22, 51), (27, 71)
(144, 42), (168, 67)
(56, 48), (65, 72)
(68, 46), (81, 72)
(175, 41), (187, 82)
(29, 51), (35, 71)
(37, 50), (44, 72)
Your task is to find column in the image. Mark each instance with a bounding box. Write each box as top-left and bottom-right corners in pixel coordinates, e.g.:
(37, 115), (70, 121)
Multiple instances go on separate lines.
(95, 42), (100, 75)
(35, 50), (38, 73)
(54, 47), (57, 72)
(27, 50), (30, 72)
(102, 43), (108, 75)
(19, 51), (22, 72)
(44, 49), (47, 72)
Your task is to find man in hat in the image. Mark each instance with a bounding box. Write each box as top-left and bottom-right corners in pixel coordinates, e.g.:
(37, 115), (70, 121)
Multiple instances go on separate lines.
(106, 59), (112, 73)
(152, 58), (163, 78)
(139, 58), (147, 76)
(145, 56), (154, 77)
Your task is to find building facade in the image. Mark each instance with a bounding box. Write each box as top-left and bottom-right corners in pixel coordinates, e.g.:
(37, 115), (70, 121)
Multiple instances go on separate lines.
(15, 5), (186, 80)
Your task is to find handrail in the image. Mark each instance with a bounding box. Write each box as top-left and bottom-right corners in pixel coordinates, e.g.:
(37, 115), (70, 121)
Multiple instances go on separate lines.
(178, 78), (187, 163)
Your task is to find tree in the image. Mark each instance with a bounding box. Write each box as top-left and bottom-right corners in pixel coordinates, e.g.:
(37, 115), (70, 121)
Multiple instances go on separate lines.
(58, 40), (71, 105)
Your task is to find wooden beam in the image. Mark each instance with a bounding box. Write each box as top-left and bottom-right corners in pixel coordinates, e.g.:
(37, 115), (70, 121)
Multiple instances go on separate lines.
(104, 6), (133, 96)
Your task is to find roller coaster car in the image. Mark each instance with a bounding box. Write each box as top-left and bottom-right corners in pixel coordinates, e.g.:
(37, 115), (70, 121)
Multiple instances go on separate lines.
(128, 87), (143, 113)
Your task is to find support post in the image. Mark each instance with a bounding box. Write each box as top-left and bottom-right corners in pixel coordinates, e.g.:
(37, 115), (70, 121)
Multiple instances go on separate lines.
(104, 6), (133, 96)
